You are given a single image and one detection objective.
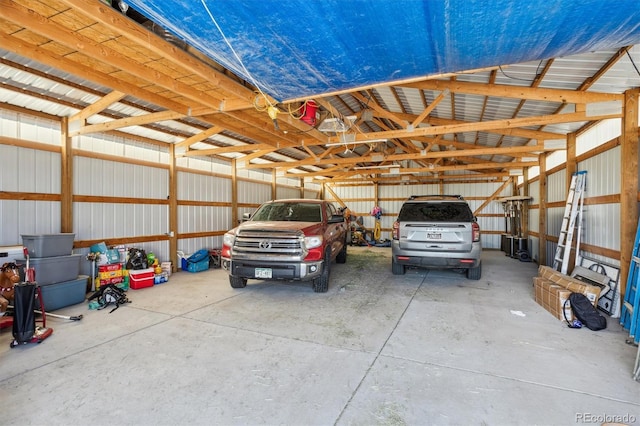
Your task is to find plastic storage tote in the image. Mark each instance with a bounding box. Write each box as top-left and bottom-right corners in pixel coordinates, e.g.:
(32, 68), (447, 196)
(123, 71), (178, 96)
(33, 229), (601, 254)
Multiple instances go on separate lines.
(38, 275), (88, 311)
(16, 254), (81, 285)
(22, 233), (75, 258)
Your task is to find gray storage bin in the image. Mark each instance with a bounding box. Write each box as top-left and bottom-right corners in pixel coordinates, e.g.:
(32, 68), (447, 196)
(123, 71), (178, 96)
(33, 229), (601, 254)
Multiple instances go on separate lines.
(17, 254), (81, 285)
(21, 233), (75, 258)
(38, 275), (88, 311)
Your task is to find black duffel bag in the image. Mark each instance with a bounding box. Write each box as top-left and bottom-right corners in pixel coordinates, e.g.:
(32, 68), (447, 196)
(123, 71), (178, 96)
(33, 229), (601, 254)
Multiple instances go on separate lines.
(564, 292), (607, 331)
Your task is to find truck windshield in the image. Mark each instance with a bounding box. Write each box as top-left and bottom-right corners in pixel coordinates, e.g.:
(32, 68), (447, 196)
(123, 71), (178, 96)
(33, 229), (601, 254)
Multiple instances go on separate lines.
(251, 202), (322, 222)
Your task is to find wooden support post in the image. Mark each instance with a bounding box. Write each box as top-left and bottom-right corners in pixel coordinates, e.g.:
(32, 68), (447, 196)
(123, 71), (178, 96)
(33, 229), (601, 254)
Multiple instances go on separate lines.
(522, 168), (529, 237)
(374, 182), (379, 208)
(231, 159), (238, 227)
(566, 132), (577, 189)
(271, 169), (277, 200)
(620, 88), (639, 299)
(539, 153), (548, 266)
(168, 143), (177, 272)
(60, 117), (73, 233)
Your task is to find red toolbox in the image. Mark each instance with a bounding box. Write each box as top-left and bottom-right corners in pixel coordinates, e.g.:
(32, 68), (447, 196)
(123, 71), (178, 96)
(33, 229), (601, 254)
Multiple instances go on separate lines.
(128, 268), (154, 290)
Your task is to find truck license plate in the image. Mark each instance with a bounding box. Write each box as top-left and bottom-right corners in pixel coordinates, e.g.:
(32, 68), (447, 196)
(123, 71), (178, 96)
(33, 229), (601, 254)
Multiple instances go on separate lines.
(255, 268), (272, 278)
(427, 233), (442, 239)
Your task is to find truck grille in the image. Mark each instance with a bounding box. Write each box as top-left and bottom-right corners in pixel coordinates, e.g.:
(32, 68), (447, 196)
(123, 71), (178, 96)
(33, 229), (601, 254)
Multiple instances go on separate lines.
(233, 229), (305, 257)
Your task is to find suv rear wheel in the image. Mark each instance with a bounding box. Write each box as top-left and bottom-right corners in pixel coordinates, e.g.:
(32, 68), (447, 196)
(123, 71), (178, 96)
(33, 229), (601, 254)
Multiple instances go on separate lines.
(467, 262), (482, 280)
(391, 257), (405, 275)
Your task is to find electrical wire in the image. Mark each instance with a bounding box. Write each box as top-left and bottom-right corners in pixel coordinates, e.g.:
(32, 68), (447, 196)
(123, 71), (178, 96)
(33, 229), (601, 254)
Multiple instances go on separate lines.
(498, 65), (535, 83)
(199, 0), (275, 109)
(627, 50), (640, 78)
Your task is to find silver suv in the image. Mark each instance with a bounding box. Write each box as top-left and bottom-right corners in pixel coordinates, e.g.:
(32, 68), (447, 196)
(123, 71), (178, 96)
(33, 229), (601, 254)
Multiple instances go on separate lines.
(391, 195), (482, 279)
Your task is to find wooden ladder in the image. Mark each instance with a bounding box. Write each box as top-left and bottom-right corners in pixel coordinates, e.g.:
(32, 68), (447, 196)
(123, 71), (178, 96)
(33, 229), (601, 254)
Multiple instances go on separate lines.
(552, 171), (587, 275)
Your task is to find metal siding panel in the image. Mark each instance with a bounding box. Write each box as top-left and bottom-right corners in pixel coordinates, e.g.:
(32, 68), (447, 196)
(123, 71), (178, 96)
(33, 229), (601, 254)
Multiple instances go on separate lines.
(179, 171), (232, 202)
(546, 150), (567, 171)
(303, 189), (319, 199)
(482, 234), (500, 249)
(529, 237), (540, 263)
(528, 208), (540, 233)
(528, 180), (540, 205)
(582, 203), (620, 251)
(276, 186), (300, 199)
(0, 109), (19, 138)
(0, 145), (20, 191)
(0, 200), (61, 246)
(546, 241), (558, 268)
(547, 170), (567, 203)
(237, 181), (270, 204)
(576, 119), (621, 156)
(578, 147), (620, 197)
(547, 206), (565, 237)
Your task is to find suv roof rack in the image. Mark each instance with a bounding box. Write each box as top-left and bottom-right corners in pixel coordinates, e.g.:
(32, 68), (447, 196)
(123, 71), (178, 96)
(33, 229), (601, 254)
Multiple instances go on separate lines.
(408, 194), (464, 200)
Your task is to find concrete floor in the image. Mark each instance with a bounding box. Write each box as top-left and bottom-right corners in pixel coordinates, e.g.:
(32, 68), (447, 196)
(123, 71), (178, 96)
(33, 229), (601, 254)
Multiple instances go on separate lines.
(0, 247), (638, 425)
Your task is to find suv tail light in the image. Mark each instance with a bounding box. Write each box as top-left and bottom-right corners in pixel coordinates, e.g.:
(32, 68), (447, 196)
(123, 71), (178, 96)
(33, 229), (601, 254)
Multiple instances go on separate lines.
(472, 222), (480, 242)
(392, 221), (399, 240)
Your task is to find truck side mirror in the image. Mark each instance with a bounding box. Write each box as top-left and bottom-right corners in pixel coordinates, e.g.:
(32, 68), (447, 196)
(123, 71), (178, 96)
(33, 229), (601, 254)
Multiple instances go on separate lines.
(328, 214), (345, 224)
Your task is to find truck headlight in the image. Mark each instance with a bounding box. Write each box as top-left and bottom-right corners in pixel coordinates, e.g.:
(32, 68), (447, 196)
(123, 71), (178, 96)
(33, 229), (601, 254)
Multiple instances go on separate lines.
(304, 235), (322, 249)
(223, 232), (235, 247)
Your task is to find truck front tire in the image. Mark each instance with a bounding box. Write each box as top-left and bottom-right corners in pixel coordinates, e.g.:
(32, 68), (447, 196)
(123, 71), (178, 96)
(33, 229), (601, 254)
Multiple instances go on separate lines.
(229, 275), (247, 288)
(336, 242), (347, 264)
(312, 252), (330, 293)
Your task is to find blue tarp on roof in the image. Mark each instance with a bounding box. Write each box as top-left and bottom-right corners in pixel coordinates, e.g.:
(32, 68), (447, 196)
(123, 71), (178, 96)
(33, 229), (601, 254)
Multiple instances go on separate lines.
(126, 0), (640, 101)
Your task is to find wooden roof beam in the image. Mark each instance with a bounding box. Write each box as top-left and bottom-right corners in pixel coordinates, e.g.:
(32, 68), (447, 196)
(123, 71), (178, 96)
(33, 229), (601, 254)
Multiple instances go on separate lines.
(0, 32), (192, 115)
(57, 0), (260, 109)
(399, 78), (623, 104)
(249, 144), (546, 170)
(69, 91), (126, 123)
(329, 110), (621, 142)
(179, 143), (273, 158)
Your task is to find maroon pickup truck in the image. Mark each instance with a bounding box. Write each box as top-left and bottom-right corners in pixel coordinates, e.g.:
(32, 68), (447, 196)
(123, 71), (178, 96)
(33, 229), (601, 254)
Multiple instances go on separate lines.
(221, 199), (348, 292)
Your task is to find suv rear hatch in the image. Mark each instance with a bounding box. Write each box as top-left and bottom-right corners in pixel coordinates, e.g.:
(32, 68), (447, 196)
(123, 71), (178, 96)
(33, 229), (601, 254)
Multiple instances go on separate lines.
(397, 201), (475, 252)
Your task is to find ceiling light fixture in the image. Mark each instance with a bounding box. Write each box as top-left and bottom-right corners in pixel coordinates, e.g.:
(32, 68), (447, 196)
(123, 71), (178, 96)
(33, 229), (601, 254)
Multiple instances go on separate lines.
(353, 165), (394, 170)
(317, 116), (357, 133)
(325, 138), (388, 147)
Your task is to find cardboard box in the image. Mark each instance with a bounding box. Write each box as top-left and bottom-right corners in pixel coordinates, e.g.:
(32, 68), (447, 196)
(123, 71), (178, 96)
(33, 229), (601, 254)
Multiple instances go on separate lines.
(537, 265), (601, 305)
(98, 263), (123, 279)
(129, 268), (154, 290)
(98, 276), (124, 288)
(161, 261), (172, 276)
(534, 277), (573, 321)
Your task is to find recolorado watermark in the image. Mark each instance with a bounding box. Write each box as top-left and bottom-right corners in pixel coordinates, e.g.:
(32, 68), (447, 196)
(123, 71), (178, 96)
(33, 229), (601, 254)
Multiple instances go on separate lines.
(576, 412), (637, 424)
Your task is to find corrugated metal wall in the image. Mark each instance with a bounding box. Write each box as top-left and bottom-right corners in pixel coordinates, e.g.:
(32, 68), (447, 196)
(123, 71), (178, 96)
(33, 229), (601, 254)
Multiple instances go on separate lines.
(0, 112), (63, 245)
(578, 147), (622, 264)
(0, 145), (62, 240)
(0, 108), (626, 272)
(532, 120), (623, 268)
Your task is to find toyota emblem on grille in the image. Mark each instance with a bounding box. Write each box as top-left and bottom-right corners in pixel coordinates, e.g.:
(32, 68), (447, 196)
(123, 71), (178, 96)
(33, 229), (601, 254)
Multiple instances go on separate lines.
(259, 241), (272, 249)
